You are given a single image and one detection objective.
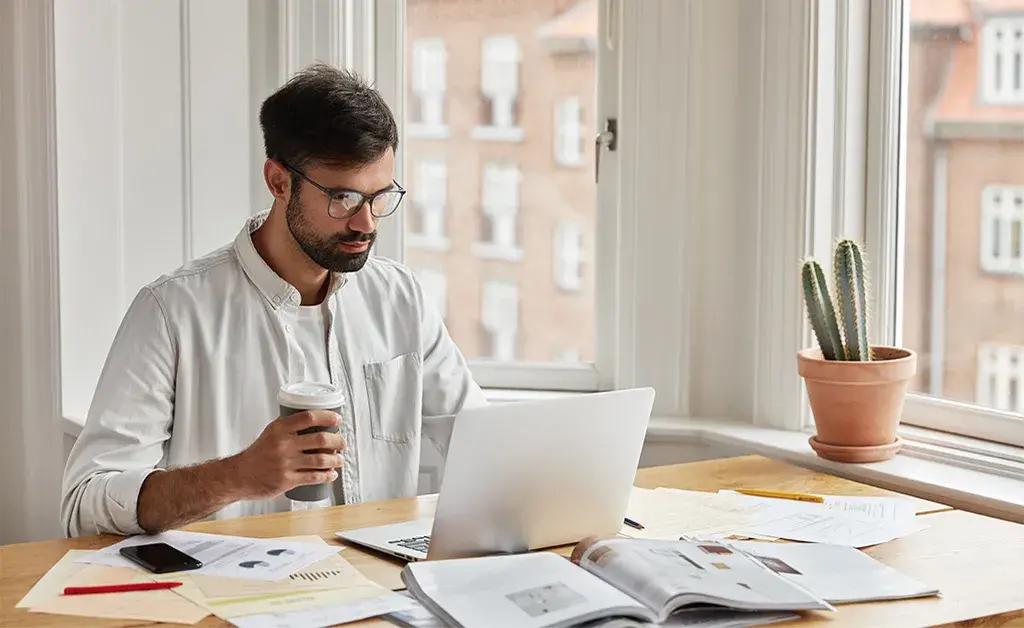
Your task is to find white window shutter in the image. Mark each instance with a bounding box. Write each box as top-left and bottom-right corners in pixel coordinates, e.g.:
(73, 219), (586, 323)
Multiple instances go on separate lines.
(481, 36), (519, 97)
(482, 280), (518, 332)
(483, 163), (519, 215)
(555, 97), (582, 164)
(555, 222), (582, 289)
(412, 39), (446, 94)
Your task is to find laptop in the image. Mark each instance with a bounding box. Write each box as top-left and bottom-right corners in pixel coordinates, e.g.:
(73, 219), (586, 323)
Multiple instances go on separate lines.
(335, 387), (655, 562)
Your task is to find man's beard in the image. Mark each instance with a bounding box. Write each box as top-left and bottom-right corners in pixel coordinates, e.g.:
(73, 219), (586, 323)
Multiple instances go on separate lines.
(286, 191), (375, 273)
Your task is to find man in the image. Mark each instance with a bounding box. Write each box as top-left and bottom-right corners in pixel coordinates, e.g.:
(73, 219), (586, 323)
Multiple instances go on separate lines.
(61, 64), (486, 538)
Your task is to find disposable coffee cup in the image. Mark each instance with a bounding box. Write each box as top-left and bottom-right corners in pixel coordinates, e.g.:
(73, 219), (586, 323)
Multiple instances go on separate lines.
(277, 382), (346, 502)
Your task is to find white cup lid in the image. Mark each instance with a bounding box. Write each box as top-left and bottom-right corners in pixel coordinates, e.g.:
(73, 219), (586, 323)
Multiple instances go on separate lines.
(278, 382), (346, 409)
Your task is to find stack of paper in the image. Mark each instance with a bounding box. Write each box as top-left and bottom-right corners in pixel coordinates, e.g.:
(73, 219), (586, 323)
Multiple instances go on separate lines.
(619, 487), (929, 549)
(716, 491), (929, 548)
(16, 550), (209, 625)
(19, 533), (404, 627)
(618, 488), (795, 541)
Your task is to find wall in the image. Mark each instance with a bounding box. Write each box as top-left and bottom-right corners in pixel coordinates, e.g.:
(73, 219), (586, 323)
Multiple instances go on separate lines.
(0, 0), (64, 545)
(54, 0), (261, 421)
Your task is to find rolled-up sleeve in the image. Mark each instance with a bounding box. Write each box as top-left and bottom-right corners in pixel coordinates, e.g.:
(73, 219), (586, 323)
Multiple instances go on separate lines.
(416, 280), (487, 458)
(61, 286), (177, 537)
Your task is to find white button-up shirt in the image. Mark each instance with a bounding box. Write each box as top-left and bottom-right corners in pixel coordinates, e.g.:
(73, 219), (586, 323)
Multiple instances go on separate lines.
(61, 211), (487, 537)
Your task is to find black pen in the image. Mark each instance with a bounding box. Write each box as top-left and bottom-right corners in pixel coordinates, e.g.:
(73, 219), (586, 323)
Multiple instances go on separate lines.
(623, 517), (644, 530)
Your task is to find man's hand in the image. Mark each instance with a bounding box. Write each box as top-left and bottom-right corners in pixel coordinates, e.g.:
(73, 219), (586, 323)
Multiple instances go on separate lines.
(233, 410), (346, 500)
(136, 410), (345, 535)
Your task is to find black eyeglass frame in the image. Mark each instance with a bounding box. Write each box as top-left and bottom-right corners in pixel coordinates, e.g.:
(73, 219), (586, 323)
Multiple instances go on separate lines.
(280, 160), (406, 220)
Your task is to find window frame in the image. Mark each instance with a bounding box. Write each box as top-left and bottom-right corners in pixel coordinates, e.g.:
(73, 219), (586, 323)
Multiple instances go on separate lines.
(864, 0), (1024, 448)
(373, 0), (621, 393)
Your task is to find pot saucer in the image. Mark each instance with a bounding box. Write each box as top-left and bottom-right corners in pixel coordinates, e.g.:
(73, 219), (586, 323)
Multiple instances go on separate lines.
(808, 435), (903, 463)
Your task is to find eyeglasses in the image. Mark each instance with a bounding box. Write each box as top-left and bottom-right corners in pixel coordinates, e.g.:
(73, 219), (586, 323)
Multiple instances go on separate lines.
(281, 161), (406, 219)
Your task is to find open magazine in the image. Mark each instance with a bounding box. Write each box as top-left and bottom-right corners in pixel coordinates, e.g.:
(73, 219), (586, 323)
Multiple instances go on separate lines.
(400, 538), (834, 628)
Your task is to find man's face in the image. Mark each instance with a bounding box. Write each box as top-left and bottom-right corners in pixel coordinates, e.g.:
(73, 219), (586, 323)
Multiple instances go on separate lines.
(284, 148), (396, 273)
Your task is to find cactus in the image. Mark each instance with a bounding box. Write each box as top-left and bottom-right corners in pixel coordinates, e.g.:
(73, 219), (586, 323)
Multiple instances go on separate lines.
(801, 260), (845, 361)
(834, 239), (871, 361)
(801, 238), (873, 361)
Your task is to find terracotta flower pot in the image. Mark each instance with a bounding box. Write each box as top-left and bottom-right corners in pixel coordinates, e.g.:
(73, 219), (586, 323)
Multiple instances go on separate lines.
(797, 346), (917, 463)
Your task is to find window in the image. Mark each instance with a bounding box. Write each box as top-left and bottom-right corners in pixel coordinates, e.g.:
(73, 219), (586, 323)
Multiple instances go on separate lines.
(977, 344), (1024, 413)
(554, 221), (582, 290)
(980, 185), (1024, 274)
(473, 162), (523, 261)
(555, 97), (583, 165)
(415, 268), (448, 320)
(409, 38), (448, 138)
(895, 0), (1024, 446)
(473, 36), (523, 141)
(481, 279), (518, 361)
(398, 0), (612, 391)
(981, 17), (1024, 105)
(407, 158), (449, 251)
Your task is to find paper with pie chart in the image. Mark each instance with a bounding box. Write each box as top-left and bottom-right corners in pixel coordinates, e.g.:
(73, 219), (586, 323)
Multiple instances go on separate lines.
(78, 530), (341, 581)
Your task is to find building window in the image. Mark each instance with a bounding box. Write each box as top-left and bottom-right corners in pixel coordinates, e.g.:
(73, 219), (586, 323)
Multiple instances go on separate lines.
(557, 348), (580, 364)
(982, 17), (1024, 104)
(473, 162), (523, 261)
(555, 97), (583, 165)
(980, 185), (1024, 274)
(473, 36), (523, 142)
(407, 158), (449, 251)
(977, 343), (1024, 413)
(409, 38), (448, 138)
(481, 279), (518, 360)
(554, 221), (582, 290)
(415, 268), (447, 320)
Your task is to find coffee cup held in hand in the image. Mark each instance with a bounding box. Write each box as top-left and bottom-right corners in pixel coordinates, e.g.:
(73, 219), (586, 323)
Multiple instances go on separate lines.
(278, 382), (346, 502)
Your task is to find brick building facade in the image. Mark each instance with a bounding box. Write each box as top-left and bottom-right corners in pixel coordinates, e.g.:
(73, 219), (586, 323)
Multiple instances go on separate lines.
(402, 0), (598, 364)
(906, 0), (1024, 412)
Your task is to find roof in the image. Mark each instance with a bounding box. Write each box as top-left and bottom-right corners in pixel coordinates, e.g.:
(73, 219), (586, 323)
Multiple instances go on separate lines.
(911, 0), (971, 27)
(928, 22), (1024, 134)
(535, 0), (597, 53)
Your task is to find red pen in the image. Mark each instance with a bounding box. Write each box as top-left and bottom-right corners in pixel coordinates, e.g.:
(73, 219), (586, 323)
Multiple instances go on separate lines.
(63, 581), (183, 595)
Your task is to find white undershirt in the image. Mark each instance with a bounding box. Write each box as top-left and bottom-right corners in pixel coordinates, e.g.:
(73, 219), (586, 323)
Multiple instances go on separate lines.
(283, 303), (335, 509)
(288, 304), (331, 385)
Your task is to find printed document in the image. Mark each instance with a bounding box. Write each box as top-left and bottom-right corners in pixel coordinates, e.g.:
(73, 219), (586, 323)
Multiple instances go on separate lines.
(618, 488), (793, 540)
(78, 530), (340, 581)
(726, 541), (939, 604)
(226, 592), (418, 628)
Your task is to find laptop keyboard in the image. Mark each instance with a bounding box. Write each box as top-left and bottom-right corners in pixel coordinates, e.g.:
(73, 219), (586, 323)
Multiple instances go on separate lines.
(388, 535), (430, 554)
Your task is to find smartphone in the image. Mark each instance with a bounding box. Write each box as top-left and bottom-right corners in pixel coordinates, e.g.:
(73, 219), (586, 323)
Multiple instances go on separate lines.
(119, 542), (203, 574)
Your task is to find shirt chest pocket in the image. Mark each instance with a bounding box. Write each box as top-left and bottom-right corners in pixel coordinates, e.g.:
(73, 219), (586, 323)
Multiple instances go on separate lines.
(363, 352), (422, 443)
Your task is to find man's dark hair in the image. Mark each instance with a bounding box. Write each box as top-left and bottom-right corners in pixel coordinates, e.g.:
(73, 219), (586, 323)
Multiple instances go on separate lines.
(259, 63), (398, 170)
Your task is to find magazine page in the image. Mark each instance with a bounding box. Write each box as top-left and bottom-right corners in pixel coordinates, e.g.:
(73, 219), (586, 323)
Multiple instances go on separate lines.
(576, 607), (799, 627)
(401, 551), (655, 628)
(571, 537), (833, 621)
(726, 541), (940, 604)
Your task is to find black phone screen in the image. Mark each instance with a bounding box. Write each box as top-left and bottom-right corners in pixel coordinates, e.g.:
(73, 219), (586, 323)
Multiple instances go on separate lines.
(119, 542), (203, 574)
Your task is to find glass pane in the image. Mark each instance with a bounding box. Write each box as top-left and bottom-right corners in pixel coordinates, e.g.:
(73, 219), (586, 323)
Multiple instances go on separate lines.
(402, 0), (597, 364)
(903, 1), (1024, 417)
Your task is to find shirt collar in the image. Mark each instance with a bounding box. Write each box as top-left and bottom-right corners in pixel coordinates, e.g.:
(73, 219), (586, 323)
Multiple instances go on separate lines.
(233, 209), (346, 310)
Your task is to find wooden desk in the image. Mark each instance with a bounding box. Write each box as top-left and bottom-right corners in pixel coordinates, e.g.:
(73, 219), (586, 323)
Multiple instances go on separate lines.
(3, 455), (1022, 627)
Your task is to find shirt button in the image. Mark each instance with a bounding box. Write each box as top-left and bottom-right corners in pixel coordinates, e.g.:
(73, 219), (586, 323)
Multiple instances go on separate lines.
(285, 324), (293, 332)
(273, 296), (282, 305)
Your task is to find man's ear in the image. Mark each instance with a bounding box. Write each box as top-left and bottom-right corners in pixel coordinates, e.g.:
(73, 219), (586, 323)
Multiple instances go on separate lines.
(263, 159), (291, 201)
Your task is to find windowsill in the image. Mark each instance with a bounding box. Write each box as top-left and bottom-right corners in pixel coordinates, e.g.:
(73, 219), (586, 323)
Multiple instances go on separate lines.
(406, 234), (451, 252)
(472, 242), (524, 262)
(471, 125), (525, 143)
(646, 416), (1024, 523)
(406, 124), (450, 140)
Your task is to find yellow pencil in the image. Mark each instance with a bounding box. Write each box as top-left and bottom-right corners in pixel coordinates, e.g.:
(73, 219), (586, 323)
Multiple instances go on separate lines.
(735, 489), (825, 503)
